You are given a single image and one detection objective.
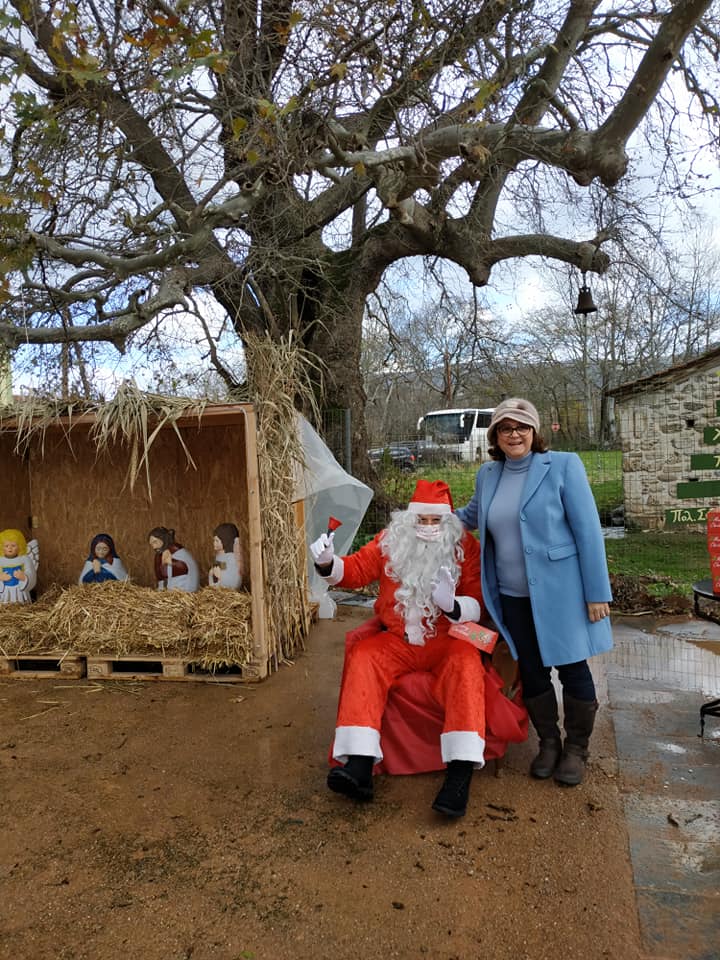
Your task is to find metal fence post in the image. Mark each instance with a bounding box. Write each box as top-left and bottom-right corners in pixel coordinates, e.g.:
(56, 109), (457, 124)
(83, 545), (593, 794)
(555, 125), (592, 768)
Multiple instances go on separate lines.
(344, 408), (352, 475)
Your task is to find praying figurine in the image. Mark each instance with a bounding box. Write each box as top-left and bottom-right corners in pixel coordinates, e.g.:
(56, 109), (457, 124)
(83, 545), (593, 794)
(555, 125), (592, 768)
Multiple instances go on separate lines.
(79, 533), (129, 584)
(0, 528), (39, 604)
(148, 526), (199, 592)
(209, 522), (246, 590)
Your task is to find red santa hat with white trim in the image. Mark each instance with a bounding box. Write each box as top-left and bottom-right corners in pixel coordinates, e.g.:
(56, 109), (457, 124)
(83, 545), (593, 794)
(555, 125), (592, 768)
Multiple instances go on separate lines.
(407, 479), (454, 515)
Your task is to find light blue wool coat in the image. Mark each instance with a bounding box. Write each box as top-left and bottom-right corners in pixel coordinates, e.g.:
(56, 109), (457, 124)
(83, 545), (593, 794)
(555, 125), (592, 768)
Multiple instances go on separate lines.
(455, 450), (613, 667)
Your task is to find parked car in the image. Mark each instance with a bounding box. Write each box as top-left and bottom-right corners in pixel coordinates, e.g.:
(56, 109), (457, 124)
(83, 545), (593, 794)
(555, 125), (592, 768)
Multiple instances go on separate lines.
(368, 444), (417, 472)
(403, 439), (461, 466)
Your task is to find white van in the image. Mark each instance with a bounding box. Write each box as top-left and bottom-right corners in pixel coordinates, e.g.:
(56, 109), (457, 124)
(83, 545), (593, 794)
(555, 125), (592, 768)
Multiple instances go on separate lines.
(417, 408), (495, 463)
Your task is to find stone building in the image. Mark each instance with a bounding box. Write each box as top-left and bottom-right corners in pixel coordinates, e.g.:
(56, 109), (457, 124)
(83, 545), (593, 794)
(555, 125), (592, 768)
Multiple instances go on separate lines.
(607, 346), (720, 531)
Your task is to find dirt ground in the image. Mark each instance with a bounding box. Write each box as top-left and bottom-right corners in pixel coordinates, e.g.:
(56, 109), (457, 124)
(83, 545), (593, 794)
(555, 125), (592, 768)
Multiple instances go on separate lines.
(1, 605), (645, 960)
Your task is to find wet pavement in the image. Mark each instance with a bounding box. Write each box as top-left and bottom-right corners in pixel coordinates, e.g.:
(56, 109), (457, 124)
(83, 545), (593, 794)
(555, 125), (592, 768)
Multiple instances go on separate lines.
(602, 617), (720, 960)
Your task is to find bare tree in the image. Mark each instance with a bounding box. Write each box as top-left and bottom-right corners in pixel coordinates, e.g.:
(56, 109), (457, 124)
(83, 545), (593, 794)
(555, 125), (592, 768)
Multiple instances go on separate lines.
(0, 0), (718, 471)
(515, 215), (720, 443)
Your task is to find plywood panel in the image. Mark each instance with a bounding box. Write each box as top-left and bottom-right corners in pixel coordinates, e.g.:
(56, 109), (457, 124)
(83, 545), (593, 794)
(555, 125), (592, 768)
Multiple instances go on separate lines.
(0, 434), (31, 540)
(28, 416), (251, 593)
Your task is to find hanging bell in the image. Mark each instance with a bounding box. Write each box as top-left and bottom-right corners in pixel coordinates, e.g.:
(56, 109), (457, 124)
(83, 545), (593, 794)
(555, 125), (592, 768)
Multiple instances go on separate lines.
(574, 282), (597, 316)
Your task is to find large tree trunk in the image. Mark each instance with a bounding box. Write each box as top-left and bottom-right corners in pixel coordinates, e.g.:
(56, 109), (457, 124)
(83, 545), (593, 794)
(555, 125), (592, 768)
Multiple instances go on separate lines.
(212, 241), (376, 484)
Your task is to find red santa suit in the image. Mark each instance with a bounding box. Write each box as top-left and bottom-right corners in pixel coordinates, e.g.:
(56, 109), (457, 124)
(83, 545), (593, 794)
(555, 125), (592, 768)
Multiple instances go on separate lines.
(323, 485), (486, 770)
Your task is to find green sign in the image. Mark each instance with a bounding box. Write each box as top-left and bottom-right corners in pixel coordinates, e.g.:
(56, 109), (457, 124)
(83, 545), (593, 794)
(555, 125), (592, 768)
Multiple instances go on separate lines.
(690, 453), (720, 470)
(677, 479), (720, 499)
(703, 426), (720, 444)
(665, 506), (709, 525)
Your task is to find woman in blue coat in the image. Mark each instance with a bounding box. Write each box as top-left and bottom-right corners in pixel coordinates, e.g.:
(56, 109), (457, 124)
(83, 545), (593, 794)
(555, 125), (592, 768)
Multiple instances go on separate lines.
(455, 398), (613, 786)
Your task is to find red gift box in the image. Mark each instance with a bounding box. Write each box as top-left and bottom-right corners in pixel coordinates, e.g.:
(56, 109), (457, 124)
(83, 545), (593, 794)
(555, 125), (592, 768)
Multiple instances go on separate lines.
(448, 621), (499, 653)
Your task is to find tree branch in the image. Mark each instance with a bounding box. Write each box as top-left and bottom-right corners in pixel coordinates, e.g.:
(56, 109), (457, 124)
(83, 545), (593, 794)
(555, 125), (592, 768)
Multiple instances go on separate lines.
(599, 0), (714, 147)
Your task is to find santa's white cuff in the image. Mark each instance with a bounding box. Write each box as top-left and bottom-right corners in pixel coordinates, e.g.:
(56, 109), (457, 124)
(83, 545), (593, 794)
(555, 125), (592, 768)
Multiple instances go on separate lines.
(440, 731), (485, 768)
(455, 596), (481, 623)
(322, 555), (344, 585)
(332, 726), (382, 765)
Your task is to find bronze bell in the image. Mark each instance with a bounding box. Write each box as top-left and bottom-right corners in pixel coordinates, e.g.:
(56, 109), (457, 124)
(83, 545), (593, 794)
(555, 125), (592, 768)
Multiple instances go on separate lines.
(574, 283), (597, 315)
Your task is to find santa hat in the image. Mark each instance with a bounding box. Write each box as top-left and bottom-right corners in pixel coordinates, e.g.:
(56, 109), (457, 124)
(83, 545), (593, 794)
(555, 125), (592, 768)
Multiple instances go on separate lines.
(407, 479), (453, 515)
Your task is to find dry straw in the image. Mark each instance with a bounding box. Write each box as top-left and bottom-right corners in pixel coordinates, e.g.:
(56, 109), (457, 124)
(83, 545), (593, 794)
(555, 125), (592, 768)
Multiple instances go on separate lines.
(244, 332), (321, 666)
(89, 382), (207, 497)
(1, 582), (254, 670)
(0, 384), (207, 499)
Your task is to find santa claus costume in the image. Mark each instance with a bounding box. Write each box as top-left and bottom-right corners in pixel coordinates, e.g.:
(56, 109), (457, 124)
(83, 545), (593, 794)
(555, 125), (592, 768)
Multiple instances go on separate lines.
(311, 479), (486, 818)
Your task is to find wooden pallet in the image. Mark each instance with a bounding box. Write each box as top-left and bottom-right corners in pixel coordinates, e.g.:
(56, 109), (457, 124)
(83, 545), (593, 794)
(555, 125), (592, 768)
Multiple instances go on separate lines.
(0, 653), (85, 680)
(85, 654), (256, 682)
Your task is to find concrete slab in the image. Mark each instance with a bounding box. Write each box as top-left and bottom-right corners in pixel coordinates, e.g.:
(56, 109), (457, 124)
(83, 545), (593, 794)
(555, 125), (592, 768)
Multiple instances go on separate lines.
(605, 619), (720, 960)
(634, 888), (719, 960)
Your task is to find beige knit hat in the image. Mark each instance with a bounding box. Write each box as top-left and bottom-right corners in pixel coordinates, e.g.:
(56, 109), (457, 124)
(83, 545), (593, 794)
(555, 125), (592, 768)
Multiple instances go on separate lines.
(489, 398), (540, 435)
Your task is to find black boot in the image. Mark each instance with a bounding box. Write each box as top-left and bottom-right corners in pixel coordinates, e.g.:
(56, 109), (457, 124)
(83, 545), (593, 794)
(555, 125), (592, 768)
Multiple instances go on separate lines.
(432, 760), (474, 818)
(327, 754), (375, 801)
(554, 694), (598, 786)
(524, 688), (562, 779)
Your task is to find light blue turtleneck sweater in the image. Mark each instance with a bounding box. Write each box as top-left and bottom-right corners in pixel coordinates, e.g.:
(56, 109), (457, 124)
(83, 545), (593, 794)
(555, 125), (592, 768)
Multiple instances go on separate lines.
(486, 452), (532, 597)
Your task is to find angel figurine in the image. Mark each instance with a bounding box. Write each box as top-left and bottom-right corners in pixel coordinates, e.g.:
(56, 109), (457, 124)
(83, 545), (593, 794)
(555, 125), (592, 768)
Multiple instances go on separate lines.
(209, 522), (246, 590)
(0, 528), (39, 604)
(79, 533), (129, 584)
(148, 526), (199, 593)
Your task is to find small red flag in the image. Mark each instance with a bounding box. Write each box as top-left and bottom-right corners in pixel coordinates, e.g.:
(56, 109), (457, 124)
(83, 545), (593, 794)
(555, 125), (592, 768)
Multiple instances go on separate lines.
(327, 516), (342, 534)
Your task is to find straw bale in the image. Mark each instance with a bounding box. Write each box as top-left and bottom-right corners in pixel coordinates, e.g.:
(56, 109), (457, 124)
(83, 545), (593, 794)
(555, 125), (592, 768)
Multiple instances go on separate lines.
(188, 586), (254, 668)
(0, 585), (64, 655)
(45, 582), (195, 656)
(0, 582), (256, 668)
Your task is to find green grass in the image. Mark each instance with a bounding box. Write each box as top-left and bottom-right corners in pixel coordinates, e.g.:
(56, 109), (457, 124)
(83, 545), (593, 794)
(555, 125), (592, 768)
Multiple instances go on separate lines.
(575, 450), (623, 521)
(604, 531), (708, 595)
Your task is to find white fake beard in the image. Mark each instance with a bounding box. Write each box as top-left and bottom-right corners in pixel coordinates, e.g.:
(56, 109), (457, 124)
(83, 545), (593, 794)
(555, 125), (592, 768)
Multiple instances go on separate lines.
(381, 511), (464, 638)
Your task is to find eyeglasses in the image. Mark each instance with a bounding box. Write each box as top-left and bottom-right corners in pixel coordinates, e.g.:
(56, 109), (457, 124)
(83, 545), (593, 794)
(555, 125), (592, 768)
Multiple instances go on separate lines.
(497, 423), (532, 437)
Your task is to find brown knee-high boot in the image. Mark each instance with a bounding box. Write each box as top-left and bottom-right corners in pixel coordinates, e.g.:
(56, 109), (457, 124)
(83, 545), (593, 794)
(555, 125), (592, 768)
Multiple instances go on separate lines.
(524, 688), (562, 779)
(554, 693), (598, 786)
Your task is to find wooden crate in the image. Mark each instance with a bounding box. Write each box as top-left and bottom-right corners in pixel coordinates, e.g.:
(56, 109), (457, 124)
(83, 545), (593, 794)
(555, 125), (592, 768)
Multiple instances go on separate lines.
(0, 653), (85, 679)
(0, 403), (287, 680)
(85, 654), (257, 683)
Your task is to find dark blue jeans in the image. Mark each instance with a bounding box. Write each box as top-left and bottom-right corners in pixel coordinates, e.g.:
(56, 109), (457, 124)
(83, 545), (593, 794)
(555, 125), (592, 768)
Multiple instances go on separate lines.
(499, 594), (596, 701)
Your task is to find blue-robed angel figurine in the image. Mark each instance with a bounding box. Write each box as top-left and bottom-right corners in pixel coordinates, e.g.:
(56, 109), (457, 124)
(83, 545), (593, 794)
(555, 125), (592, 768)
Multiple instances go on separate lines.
(79, 533), (129, 584)
(0, 528), (38, 603)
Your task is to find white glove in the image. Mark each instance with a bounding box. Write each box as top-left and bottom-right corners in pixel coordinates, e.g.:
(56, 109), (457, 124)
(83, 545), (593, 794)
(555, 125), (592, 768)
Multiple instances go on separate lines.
(431, 566), (456, 613)
(310, 532), (335, 566)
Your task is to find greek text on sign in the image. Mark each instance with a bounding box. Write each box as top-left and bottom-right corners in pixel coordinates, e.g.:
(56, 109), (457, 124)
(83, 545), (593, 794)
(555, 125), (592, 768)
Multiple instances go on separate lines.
(665, 506), (708, 525)
(702, 426), (720, 444)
